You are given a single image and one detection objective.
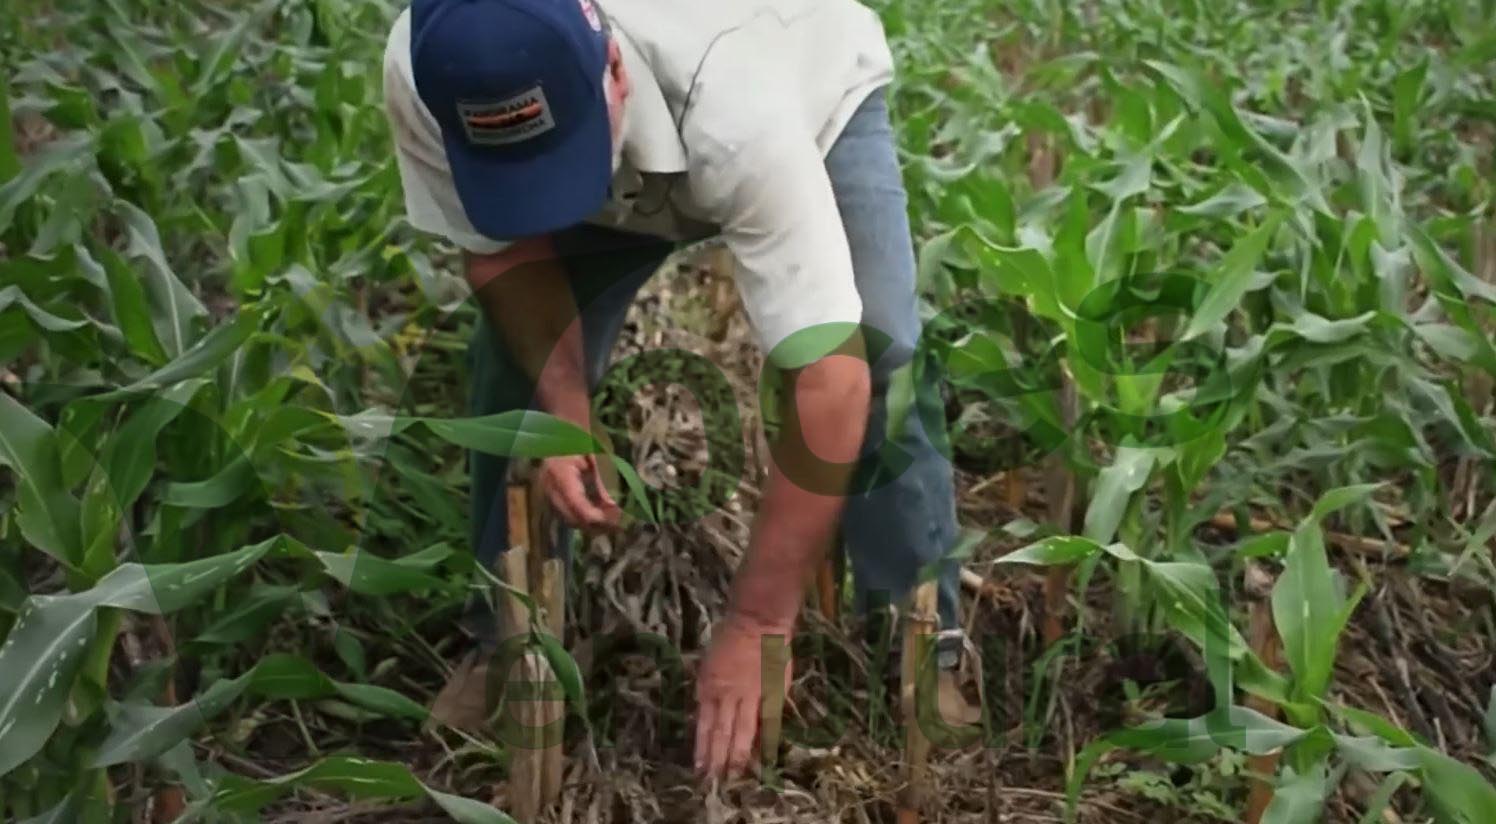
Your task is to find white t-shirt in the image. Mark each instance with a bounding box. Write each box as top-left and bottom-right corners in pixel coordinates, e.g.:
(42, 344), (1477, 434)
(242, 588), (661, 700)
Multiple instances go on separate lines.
(382, 0), (896, 365)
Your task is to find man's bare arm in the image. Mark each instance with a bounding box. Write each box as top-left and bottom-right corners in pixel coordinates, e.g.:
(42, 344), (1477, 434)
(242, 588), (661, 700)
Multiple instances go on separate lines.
(728, 334), (872, 634)
(464, 237), (618, 528)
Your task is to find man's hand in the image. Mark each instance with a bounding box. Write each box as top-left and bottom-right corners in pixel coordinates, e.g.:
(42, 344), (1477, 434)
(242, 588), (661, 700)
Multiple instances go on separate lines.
(694, 613), (792, 783)
(538, 453), (621, 532)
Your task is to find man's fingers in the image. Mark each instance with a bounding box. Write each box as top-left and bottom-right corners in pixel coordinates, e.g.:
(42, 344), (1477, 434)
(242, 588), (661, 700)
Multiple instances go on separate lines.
(706, 699), (739, 782)
(694, 699), (716, 777)
(552, 465), (611, 529)
(727, 692), (759, 779)
(586, 455), (619, 509)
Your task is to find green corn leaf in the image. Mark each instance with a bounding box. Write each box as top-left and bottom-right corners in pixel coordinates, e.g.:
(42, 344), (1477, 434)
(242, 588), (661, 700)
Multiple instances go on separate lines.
(0, 595), (98, 777)
(1183, 213), (1284, 341)
(1333, 734), (1422, 772)
(0, 391), (83, 565)
(0, 285), (87, 332)
(421, 411), (600, 458)
(161, 455), (259, 509)
(1415, 746), (1496, 823)
(1273, 518), (1344, 702)
(1307, 483), (1382, 525)
(1178, 182), (1266, 218)
(1083, 447), (1156, 544)
(96, 379), (210, 514)
(427, 788), (522, 824)
(250, 653), (336, 700)
(86, 538), (277, 614)
(91, 672), (255, 766)
(208, 755), (516, 822)
(537, 631), (587, 729)
(995, 535), (1106, 567)
(19, 792), (83, 824)
(0, 135), (94, 236)
(331, 682), (429, 721)
(608, 453), (657, 524)
(0, 544), (273, 776)
(190, 583), (299, 647)
(315, 550), (449, 596)
(1357, 773), (1410, 824)
(1260, 760), (1331, 824)
(0, 82), (18, 184)
(96, 306), (261, 400)
(115, 200), (208, 357)
(95, 243), (170, 366)
(1484, 686), (1496, 756)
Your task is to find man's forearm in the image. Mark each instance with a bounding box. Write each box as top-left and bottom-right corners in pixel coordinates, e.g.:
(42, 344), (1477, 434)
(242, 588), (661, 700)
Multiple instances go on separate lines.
(465, 242), (591, 427)
(728, 354), (872, 632)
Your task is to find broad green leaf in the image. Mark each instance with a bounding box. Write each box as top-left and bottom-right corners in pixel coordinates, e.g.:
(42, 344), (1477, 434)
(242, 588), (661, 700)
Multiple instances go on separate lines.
(1083, 447), (1156, 544)
(1178, 182), (1266, 218)
(1333, 734), (1421, 772)
(1182, 213), (1284, 340)
(608, 453), (656, 524)
(1307, 483), (1382, 525)
(0, 595), (97, 777)
(316, 550), (449, 596)
(19, 793), (82, 824)
(1484, 686), (1496, 755)
(86, 538), (276, 614)
(421, 411), (599, 458)
(0, 82), (18, 183)
(0, 540), (272, 777)
(1261, 761), (1331, 824)
(995, 536), (1105, 567)
(0, 285), (87, 332)
(161, 455), (259, 508)
(250, 654), (336, 700)
(537, 631), (586, 726)
(191, 584), (298, 646)
(0, 135), (94, 236)
(97, 379), (209, 514)
(0, 391), (82, 564)
(331, 682), (429, 721)
(1273, 519), (1343, 701)
(91, 673), (254, 766)
(1357, 773), (1410, 824)
(116, 200), (208, 357)
(427, 788), (521, 824)
(1416, 746), (1496, 823)
(96, 243), (169, 365)
(96, 306), (261, 400)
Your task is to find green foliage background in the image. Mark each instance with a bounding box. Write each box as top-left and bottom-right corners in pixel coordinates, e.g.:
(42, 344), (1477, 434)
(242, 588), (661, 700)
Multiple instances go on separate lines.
(0, 0), (1493, 821)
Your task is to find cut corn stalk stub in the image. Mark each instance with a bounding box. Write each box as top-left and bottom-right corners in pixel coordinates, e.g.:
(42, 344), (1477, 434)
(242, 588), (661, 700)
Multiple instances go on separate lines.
(899, 581), (940, 822)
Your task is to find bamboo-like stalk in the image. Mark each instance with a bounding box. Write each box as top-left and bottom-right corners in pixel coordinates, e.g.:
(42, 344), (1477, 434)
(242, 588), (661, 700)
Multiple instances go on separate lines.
(1243, 565), (1282, 824)
(537, 556), (566, 803)
(758, 632), (790, 778)
(500, 485), (543, 824)
(898, 581), (940, 823)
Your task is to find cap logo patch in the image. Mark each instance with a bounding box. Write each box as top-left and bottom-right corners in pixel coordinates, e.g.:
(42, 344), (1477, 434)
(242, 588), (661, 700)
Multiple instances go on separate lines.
(458, 86), (556, 146)
(578, 0), (603, 32)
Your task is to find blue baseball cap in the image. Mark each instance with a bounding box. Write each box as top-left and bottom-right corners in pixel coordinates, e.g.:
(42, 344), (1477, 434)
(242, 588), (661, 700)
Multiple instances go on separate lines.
(410, 0), (613, 240)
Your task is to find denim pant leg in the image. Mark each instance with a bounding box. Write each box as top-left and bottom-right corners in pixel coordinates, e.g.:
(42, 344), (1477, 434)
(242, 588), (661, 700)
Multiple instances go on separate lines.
(464, 226), (674, 648)
(825, 87), (962, 630)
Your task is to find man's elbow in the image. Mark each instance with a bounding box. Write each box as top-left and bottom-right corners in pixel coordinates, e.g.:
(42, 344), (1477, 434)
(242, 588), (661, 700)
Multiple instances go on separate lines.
(790, 354), (872, 466)
(796, 354), (872, 414)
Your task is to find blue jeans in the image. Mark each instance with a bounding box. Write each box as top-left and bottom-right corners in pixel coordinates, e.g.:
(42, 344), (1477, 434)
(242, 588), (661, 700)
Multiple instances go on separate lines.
(466, 87), (961, 644)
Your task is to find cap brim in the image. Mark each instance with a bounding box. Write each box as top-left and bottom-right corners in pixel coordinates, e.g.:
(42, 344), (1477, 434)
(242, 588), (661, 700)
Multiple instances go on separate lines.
(444, 101), (612, 241)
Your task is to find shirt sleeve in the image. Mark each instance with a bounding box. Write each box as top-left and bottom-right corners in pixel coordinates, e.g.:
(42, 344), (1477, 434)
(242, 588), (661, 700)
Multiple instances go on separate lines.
(687, 127), (864, 369)
(381, 28), (510, 256)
